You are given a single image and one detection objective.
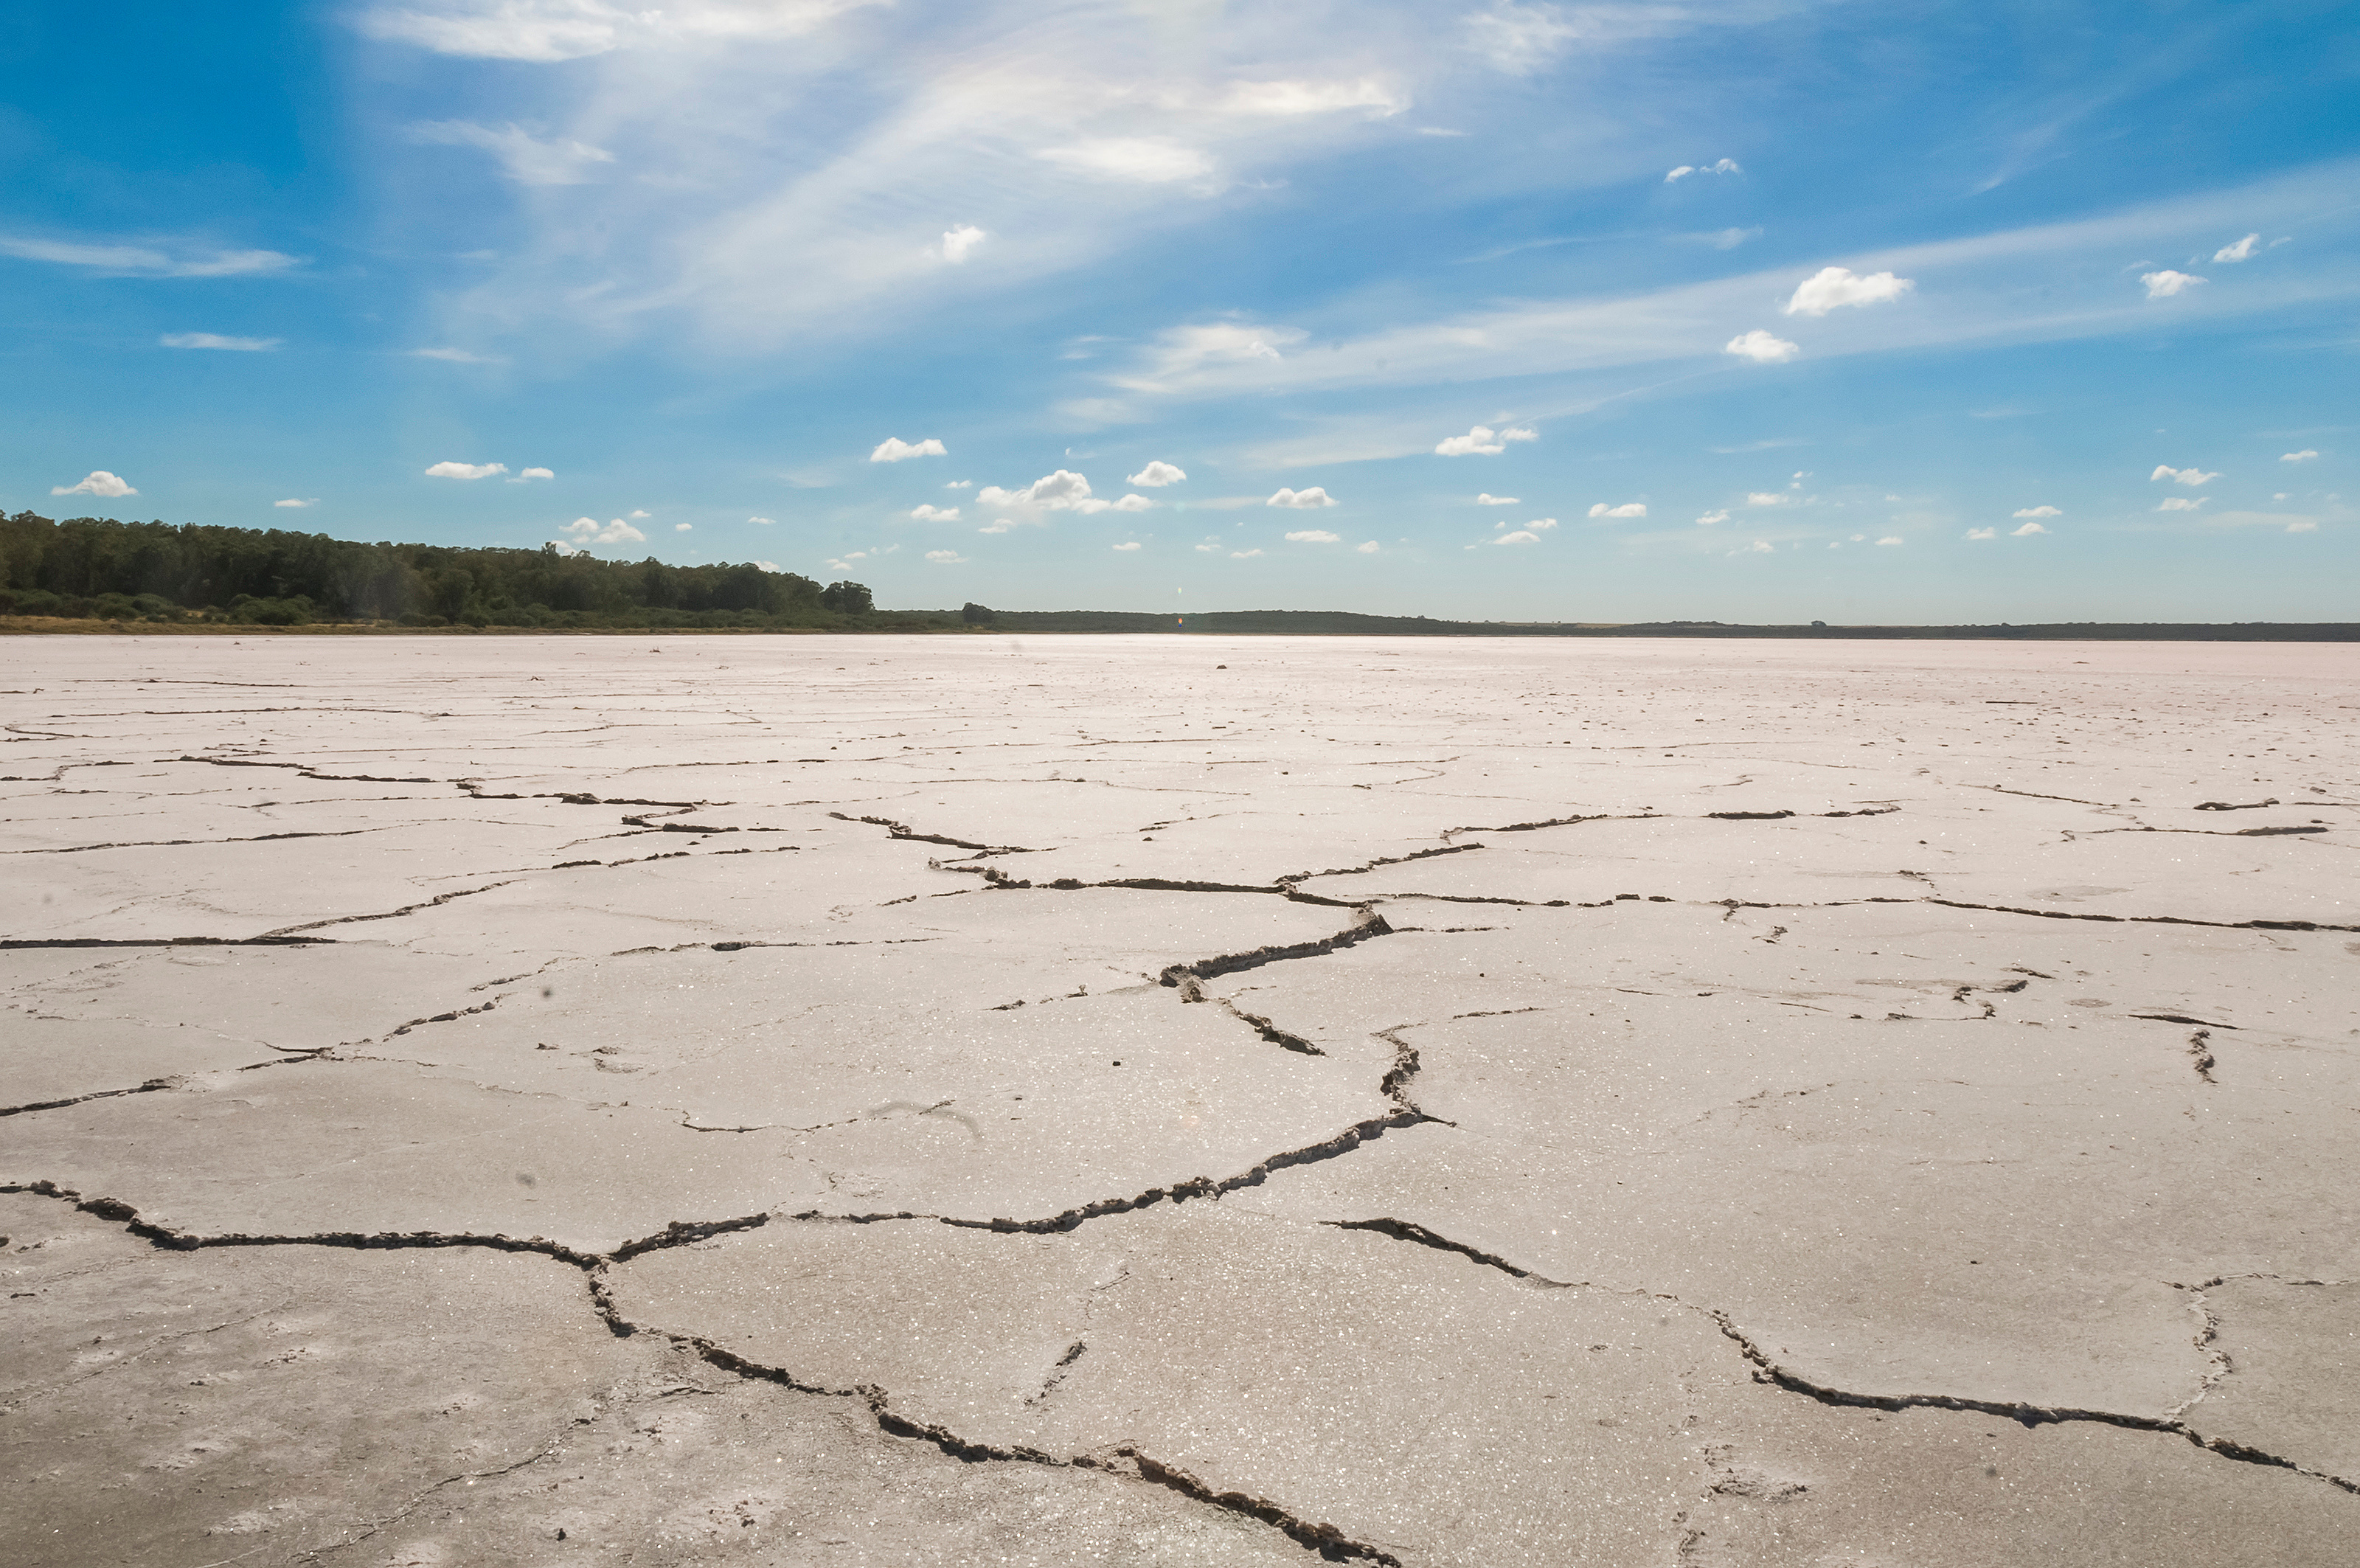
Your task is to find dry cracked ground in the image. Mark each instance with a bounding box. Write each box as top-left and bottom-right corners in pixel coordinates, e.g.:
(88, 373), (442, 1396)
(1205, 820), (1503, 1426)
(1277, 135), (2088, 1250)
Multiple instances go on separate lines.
(3, 633), (2356, 1567)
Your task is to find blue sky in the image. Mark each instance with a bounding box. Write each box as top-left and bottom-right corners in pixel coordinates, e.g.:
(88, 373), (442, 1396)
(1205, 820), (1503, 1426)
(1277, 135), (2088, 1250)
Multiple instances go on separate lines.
(4, 0), (2355, 620)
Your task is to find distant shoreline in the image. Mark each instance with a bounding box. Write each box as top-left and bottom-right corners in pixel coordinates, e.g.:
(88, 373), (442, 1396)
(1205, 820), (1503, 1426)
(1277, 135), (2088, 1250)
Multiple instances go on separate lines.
(7, 614), (2356, 642)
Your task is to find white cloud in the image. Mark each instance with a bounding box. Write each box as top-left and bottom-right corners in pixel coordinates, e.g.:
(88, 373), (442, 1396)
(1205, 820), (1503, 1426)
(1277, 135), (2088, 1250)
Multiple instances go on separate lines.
(1587, 502), (1646, 518)
(160, 332), (281, 351)
(1465, 2), (1578, 74)
(1229, 547), (1264, 558)
(2157, 496), (2207, 512)
(871, 437), (947, 462)
(2151, 465), (2219, 485)
(411, 120), (617, 184)
(749, 515), (776, 524)
(2280, 449), (2319, 463)
(1112, 541), (1143, 551)
(979, 519), (1016, 534)
(632, 509), (651, 517)
(940, 224), (986, 264)
(1743, 540), (1774, 553)
(1965, 527), (1996, 540)
(410, 346), (504, 364)
(2012, 504), (2061, 518)
(1221, 78), (1403, 116)
(54, 470), (138, 499)
(945, 479), (972, 489)
(1665, 158), (1742, 182)
(1434, 424), (1536, 456)
(910, 504), (961, 521)
(1475, 493), (1520, 505)
(1494, 530), (1541, 545)
(359, 0), (881, 61)
(274, 497), (317, 508)
(1267, 486), (1337, 508)
(2213, 233), (2260, 263)
(1524, 516), (1559, 530)
(2142, 269), (2206, 298)
(2010, 521), (2047, 535)
(1039, 138), (1214, 185)
(2287, 520), (2317, 533)
(1103, 493), (1153, 512)
(1783, 266), (1915, 316)
(674, 522), (693, 532)
(1744, 491), (1790, 507)
(925, 549), (966, 563)
(1356, 540), (1379, 553)
(1285, 529), (1342, 543)
(0, 234), (298, 278)
(559, 516), (648, 547)
(426, 461), (507, 479)
(1694, 509), (1729, 525)
(1127, 460), (1187, 487)
(517, 466), (555, 480)
(1876, 535), (1903, 546)
(755, 558), (781, 571)
(976, 469), (1143, 514)
(1724, 329), (1800, 364)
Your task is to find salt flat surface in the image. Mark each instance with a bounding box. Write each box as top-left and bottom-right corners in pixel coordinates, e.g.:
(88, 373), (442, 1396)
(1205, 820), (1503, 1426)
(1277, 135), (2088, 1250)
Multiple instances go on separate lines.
(3, 631), (2356, 1566)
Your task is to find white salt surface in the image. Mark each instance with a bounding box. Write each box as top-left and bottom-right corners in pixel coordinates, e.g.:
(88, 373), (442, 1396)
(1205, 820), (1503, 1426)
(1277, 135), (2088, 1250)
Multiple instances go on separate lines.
(2, 632), (2356, 1565)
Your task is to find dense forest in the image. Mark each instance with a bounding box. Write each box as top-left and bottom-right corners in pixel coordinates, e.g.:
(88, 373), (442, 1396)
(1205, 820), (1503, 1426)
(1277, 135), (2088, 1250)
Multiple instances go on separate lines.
(0, 510), (891, 629)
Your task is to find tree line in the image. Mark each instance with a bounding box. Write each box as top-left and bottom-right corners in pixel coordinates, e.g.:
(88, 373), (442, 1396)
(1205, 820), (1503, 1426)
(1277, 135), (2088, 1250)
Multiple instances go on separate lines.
(0, 511), (885, 629)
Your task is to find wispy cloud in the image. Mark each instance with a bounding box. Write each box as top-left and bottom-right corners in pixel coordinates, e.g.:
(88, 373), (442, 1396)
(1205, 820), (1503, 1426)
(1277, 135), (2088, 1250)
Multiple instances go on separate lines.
(410, 120), (617, 184)
(0, 235), (299, 278)
(161, 332), (281, 351)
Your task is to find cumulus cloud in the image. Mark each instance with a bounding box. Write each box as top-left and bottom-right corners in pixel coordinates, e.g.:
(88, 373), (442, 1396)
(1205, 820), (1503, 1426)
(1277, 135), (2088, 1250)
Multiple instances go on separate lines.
(410, 120), (617, 184)
(871, 436), (947, 462)
(925, 549), (966, 563)
(755, 559), (781, 571)
(1695, 509), (1729, 525)
(1876, 535), (1903, 546)
(2281, 449), (2319, 463)
(1965, 527), (1996, 540)
(1588, 502), (1646, 518)
(2012, 504), (2061, 518)
(1783, 266), (1915, 317)
(973, 470), (1147, 514)
(516, 466), (555, 480)
(410, 346), (504, 364)
(1743, 540), (1774, 553)
(426, 461), (507, 479)
(2214, 233), (2260, 263)
(51, 470), (138, 498)
(2157, 496), (2207, 512)
(1475, 493), (1519, 505)
(2142, 269), (2206, 298)
(1724, 329), (1800, 364)
(978, 519), (1016, 534)
(1127, 460), (1187, 487)
(274, 498), (317, 508)
(1356, 541), (1379, 553)
(940, 224), (986, 263)
(1039, 138), (1213, 184)
(673, 522), (693, 532)
(1111, 541), (1142, 551)
(1434, 424), (1536, 456)
(2151, 465), (2218, 486)
(160, 332), (281, 351)
(2010, 521), (2047, 535)
(910, 504), (961, 521)
(1229, 547), (1264, 558)
(1744, 492), (1790, 507)
(1665, 158), (1742, 182)
(944, 479), (972, 489)
(1267, 487), (1337, 509)
(1285, 529), (1342, 543)
(749, 516), (776, 524)
(1494, 530), (1541, 545)
(0, 234), (298, 278)
(558, 516), (648, 547)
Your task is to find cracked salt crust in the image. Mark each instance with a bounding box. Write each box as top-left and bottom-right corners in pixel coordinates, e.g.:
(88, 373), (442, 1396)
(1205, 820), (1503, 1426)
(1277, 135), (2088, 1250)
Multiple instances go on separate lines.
(2, 634), (2356, 1565)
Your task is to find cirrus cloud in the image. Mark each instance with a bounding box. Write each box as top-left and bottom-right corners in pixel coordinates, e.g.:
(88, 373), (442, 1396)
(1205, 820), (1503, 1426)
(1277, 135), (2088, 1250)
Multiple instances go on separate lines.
(161, 332), (281, 351)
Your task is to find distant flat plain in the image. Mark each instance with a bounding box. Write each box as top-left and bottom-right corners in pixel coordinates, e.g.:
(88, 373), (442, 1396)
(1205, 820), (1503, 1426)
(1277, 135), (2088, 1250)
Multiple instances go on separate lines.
(4, 634), (2356, 1567)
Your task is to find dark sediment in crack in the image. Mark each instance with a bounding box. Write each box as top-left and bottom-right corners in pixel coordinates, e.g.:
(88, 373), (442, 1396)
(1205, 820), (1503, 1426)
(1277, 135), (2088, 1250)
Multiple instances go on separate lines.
(0, 935), (336, 950)
(1277, 842), (1487, 886)
(258, 880), (519, 937)
(1711, 1311), (2360, 1496)
(828, 810), (1032, 855)
(2187, 1030), (2218, 1083)
(1218, 999), (1326, 1055)
(1325, 1218), (1576, 1288)
(1159, 909), (1395, 991)
(0, 1078), (179, 1120)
